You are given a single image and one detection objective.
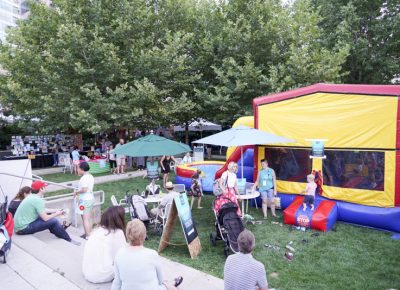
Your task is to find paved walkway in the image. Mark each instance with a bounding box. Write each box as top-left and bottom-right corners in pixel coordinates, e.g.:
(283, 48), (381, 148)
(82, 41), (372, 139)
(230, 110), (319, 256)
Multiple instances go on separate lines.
(1, 227), (223, 290)
(42, 170), (147, 192)
(4, 167), (225, 290)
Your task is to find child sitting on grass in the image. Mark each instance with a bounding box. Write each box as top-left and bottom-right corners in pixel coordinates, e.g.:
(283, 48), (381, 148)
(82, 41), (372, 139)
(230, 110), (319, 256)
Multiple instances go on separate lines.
(301, 174), (317, 211)
(189, 169), (203, 209)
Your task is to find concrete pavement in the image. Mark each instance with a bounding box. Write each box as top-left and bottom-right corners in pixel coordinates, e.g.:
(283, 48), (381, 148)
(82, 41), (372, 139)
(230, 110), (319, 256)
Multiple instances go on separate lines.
(3, 226), (224, 290)
(14, 167), (225, 290)
(44, 170), (147, 192)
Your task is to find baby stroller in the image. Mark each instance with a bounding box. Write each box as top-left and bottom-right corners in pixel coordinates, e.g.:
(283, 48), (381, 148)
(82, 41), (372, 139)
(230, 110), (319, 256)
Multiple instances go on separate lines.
(210, 197), (244, 257)
(125, 192), (153, 227)
(0, 195), (14, 264)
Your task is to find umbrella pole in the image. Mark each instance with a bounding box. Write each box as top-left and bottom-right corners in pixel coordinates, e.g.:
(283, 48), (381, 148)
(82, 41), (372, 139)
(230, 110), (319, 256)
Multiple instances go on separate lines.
(241, 146), (244, 179)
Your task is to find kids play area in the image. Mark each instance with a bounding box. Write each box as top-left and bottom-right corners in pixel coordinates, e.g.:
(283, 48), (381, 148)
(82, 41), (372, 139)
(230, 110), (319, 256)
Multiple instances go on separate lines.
(177, 83), (400, 233)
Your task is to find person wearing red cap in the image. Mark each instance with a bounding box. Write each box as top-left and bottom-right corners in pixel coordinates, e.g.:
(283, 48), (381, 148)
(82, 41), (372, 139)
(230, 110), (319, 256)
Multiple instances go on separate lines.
(14, 180), (80, 246)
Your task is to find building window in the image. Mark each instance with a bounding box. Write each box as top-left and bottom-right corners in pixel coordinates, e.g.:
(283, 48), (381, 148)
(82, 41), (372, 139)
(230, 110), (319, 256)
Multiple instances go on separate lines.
(265, 148), (312, 183)
(322, 150), (385, 191)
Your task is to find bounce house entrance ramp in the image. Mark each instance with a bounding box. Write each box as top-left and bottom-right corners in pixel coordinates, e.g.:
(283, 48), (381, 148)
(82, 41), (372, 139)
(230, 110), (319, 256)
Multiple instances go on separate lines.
(284, 196), (337, 232)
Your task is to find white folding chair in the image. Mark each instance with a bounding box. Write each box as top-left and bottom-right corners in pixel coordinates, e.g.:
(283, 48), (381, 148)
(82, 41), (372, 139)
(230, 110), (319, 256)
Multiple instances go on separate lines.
(63, 155), (73, 174)
(159, 202), (173, 228)
(110, 195), (130, 213)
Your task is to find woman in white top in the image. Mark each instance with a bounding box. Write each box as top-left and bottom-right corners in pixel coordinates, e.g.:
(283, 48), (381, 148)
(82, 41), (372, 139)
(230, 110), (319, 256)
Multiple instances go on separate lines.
(74, 162), (95, 239)
(112, 220), (182, 290)
(82, 206), (127, 283)
(215, 162), (241, 216)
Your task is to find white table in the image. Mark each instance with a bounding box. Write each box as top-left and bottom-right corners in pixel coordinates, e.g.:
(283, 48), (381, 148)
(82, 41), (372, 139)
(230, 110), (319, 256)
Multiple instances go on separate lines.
(144, 194), (164, 204)
(237, 191), (260, 214)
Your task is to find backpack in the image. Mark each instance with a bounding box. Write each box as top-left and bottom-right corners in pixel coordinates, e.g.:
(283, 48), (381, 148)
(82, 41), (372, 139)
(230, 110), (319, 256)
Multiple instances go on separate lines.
(213, 172), (229, 196)
(0, 224), (11, 264)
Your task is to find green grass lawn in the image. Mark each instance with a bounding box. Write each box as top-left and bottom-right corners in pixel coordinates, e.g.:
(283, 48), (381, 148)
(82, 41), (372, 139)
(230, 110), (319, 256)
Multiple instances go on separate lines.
(47, 173), (400, 290)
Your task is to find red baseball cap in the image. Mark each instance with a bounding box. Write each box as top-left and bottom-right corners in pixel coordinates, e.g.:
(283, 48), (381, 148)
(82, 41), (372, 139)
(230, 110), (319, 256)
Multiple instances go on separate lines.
(31, 180), (48, 191)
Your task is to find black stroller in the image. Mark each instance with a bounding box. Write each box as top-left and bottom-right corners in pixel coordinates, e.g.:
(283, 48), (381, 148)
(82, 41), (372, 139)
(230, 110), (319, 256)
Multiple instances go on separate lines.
(210, 197), (244, 257)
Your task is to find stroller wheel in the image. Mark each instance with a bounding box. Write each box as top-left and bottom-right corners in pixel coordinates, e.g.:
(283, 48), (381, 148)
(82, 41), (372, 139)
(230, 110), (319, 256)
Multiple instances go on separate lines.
(223, 246), (230, 257)
(210, 232), (217, 246)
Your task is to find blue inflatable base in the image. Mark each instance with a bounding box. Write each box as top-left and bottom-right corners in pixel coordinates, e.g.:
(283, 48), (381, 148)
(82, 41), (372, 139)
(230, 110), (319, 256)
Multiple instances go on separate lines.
(253, 193), (400, 233)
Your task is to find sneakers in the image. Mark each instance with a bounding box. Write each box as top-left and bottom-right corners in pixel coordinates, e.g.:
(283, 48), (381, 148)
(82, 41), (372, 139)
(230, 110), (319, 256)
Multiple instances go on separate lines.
(69, 239), (81, 246)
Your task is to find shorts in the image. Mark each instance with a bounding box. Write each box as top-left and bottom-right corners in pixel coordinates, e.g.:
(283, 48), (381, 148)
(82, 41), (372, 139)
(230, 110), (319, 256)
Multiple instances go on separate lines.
(304, 195), (315, 205)
(116, 158), (126, 166)
(73, 160), (80, 165)
(260, 188), (274, 200)
(77, 198), (95, 215)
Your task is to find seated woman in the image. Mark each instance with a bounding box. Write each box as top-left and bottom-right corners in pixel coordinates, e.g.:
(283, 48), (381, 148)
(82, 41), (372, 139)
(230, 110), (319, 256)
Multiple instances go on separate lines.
(214, 162), (242, 217)
(112, 219), (183, 290)
(8, 186), (31, 216)
(82, 206), (127, 283)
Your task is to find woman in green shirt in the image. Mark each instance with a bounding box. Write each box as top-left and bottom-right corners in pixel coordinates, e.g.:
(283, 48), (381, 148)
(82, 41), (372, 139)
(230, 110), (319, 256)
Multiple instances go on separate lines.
(253, 159), (277, 219)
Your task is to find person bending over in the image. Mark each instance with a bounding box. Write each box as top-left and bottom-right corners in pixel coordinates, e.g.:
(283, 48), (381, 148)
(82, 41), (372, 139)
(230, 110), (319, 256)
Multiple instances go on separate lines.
(188, 170), (203, 209)
(14, 181), (80, 245)
(224, 230), (268, 290)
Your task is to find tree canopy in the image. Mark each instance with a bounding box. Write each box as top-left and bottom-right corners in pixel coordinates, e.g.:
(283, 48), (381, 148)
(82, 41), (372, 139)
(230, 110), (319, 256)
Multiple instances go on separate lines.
(0, 0), (397, 135)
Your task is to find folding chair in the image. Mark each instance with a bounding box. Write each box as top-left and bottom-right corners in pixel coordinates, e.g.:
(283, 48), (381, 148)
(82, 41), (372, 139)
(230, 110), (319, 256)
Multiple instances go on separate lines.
(155, 202), (173, 234)
(146, 160), (160, 180)
(110, 195), (130, 213)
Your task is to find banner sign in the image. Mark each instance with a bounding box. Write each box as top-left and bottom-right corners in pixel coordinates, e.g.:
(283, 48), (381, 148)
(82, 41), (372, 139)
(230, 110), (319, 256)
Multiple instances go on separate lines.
(307, 139), (327, 159)
(158, 192), (202, 259)
(174, 193), (198, 244)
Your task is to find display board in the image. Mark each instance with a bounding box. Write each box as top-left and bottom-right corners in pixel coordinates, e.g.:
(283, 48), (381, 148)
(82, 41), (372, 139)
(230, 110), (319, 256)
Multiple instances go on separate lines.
(10, 134), (83, 156)
(158, 193), (201, 259)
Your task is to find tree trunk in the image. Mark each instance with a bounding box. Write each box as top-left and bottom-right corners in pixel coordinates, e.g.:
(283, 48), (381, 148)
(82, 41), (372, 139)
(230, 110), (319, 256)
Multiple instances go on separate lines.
(185, 122), (189, 144)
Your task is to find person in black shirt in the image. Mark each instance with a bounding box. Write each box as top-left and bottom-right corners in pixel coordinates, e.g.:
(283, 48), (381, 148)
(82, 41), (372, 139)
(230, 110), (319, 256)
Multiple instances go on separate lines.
(8, 186), (31, 216)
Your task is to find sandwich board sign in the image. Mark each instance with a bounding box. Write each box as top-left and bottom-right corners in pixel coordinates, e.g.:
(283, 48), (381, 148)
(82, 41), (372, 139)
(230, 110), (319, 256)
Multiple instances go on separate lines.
(158, 192), (201, 259)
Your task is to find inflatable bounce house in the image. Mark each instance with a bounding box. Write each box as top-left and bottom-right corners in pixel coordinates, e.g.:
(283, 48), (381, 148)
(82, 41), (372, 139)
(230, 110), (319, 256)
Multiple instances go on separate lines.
(177, 83), (400, 233)
(252, 83), (400, 232)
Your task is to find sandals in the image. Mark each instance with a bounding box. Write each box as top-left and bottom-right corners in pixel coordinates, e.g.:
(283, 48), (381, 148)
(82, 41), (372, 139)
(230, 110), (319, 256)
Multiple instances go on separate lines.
(174, 276), (183, 287)
(62, 221), (72, 230)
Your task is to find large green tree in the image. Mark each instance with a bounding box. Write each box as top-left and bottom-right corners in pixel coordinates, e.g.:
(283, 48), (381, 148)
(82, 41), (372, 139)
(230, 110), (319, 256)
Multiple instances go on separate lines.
(2, 0), (385, 137)
(199, 0), (349, 123)
(313, 0), (400, 84)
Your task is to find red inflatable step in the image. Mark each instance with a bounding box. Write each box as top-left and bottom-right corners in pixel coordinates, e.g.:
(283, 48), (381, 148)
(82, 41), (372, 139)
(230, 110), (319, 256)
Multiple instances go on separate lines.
(284, 196), (304, 225)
